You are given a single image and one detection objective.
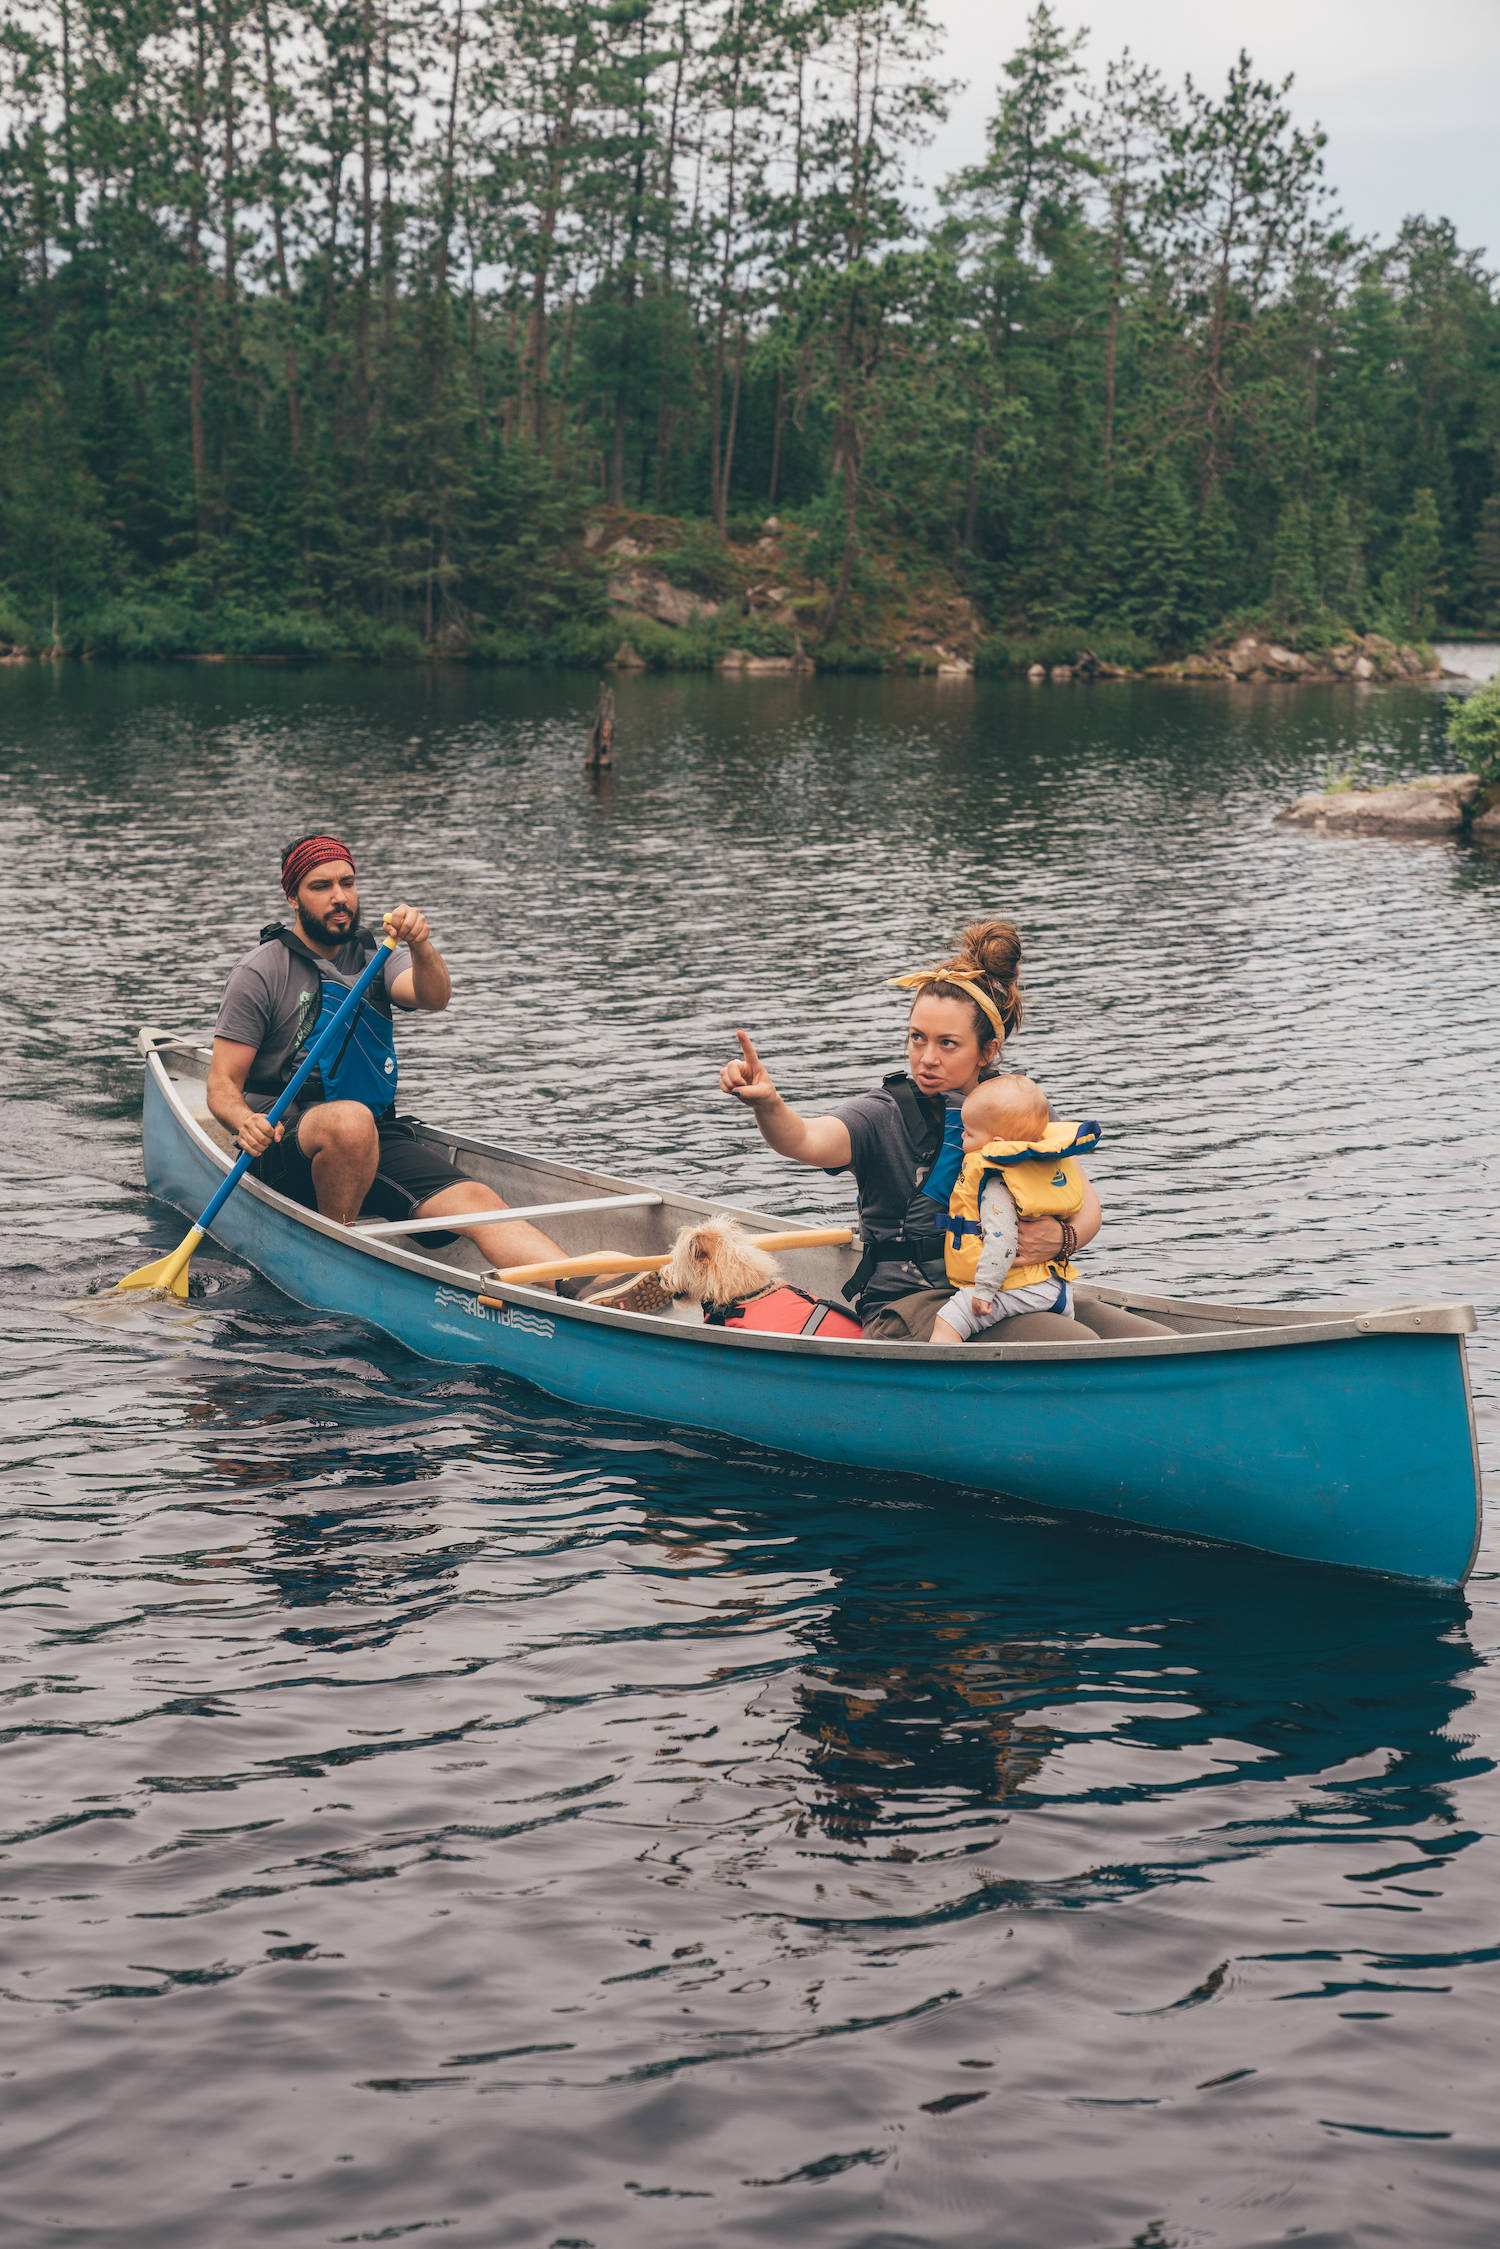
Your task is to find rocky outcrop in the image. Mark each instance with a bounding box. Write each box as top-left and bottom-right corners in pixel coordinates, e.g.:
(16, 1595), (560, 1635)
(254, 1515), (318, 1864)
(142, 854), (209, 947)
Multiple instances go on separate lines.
(608, 567), (720, 628)
(1275, 772), (1482, 838)
(1204, 632), (1438, 683)
(719, 644), (814, 674)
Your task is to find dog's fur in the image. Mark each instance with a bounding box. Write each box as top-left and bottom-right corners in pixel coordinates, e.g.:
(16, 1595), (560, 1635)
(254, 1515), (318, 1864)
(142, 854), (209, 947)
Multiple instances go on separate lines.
(660, 1215), (782, 1309)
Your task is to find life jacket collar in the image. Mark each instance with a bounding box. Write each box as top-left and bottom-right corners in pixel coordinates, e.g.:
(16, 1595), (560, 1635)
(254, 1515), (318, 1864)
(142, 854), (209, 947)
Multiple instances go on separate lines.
(941, 1119), (1100, 1292)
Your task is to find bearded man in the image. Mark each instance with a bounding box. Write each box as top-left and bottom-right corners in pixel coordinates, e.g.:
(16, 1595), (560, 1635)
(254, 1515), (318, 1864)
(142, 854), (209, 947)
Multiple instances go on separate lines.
(206, 833), (563, 1272)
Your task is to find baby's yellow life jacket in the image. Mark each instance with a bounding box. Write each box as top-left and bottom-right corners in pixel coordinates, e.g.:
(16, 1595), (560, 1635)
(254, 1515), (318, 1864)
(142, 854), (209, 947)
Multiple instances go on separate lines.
(940, 1121), (1100, 1290)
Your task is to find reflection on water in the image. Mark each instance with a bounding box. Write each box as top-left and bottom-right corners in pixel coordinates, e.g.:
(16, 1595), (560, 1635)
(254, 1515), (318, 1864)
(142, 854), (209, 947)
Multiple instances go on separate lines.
(1434, 641), (1500, 683)
(1, 664), (1497, 2246)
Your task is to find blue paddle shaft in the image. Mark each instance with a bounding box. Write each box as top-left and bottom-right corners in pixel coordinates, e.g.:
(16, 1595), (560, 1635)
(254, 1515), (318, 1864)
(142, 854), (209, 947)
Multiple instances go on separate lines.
(195, 936), (397, 1234)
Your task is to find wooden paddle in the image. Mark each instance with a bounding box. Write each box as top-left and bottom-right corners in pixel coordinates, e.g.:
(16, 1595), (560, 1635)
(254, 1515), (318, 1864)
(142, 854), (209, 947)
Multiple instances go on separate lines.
(483, 1226), (854, 1293)
(118, 918), (400, 1299)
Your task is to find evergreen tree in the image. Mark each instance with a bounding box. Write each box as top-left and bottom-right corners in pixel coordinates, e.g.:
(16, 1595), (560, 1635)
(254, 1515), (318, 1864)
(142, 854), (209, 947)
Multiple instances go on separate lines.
(1124, 460), (1201, 647)
(1380, 486), (1445, 638)
(0, 0), (1495, 655)
(1471, 496), (1500, 627)
(1314, 491), (1364, 624)
(1197, 480), (1237, 626)
(1270, 495), (1319, 631)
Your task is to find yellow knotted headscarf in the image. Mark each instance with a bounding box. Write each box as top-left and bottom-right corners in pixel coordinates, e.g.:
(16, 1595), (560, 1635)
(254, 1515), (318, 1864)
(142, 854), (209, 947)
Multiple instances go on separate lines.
(890, 965), (1007, 1043)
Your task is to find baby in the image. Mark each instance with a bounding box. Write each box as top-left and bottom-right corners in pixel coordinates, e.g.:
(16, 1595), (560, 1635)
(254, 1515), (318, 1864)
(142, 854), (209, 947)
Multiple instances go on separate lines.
(929, 1074), (1092, 1346)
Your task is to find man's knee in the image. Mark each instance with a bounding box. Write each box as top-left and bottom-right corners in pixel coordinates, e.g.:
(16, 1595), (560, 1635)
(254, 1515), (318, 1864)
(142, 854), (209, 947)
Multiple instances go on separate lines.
(415, 1178), (497, 1216)
(300, 1102), (379, 1159)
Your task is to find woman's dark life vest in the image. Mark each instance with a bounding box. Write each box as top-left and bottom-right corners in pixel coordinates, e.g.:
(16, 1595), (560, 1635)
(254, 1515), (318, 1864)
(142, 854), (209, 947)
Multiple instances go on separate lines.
(260, 923), (399, 1117)
(841, 1069), (954, 1306)
(706, 1286), (865, 1339)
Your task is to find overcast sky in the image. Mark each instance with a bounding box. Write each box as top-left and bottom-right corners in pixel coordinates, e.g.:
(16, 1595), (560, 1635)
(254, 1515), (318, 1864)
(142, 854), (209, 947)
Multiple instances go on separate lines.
(920, 0), (1498, 258)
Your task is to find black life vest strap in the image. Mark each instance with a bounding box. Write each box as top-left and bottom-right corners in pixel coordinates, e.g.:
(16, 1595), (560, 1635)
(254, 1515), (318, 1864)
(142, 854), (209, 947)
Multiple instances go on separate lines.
(881, 1068), (944, 1165)
(838, 1072), (947, 1304)
(841, 1232), (947, 1305)
(703, 1283), (814, 1329)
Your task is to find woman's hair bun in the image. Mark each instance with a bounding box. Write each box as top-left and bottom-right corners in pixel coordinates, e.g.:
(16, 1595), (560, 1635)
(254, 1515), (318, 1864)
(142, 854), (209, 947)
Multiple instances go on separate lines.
(952, 918), (1024, 1036)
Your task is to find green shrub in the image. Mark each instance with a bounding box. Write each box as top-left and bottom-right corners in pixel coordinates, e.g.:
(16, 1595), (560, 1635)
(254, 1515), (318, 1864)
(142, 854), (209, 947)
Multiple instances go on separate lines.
(467, 627), (533, 667)
(215, 607), (346, 658)
(78, 598), (198, 659)
(1448, 679), (1500, 783)
(736, 615), (796, 657)
(0, 596), (42, 650)
(815, 642), (890, 674)
(545, 618), (630, 669)
(974, 625), (1153, 675)
(634, 617), (720, 670)
(654, 520), (742, 600)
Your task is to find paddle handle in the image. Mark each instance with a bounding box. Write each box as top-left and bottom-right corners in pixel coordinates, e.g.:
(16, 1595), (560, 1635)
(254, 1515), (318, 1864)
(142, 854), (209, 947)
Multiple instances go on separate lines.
(194, 927), (398, 1234)
(485, 1226), (854, 1290)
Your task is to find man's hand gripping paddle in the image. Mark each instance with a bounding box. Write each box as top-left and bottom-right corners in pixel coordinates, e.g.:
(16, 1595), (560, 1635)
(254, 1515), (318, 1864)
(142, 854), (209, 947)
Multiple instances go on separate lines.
(117, 919), (399, 1299)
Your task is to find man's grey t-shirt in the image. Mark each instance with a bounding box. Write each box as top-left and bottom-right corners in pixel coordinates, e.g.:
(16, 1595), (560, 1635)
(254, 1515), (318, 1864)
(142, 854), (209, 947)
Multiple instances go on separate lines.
(214, 932), (412, 1112)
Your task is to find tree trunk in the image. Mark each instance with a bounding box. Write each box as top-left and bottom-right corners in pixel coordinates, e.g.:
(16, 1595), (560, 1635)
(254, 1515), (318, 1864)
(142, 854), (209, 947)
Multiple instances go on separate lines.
(1102, 186), (1124, 479)
(187, 0), (210, 544)
(653, 2), (690, 503)
(59, 0), (78, 234)
(718, 323), (747, 523)
(357, 0), (376, 449)
(256, 0), (301, 452)
(378, 8), (396, 437)
(1200, 184), (1240, 510)
(821, 427), (860, 641)
(524, 30), (585, 450)
(709, 16), (744, 531)
(767, 53), (806, 508)
(609, 44), (649, 509)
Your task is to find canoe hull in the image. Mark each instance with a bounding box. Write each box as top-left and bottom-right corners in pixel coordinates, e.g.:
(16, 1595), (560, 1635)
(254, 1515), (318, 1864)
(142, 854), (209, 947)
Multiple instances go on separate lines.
(140, 1057), (1482, 1589)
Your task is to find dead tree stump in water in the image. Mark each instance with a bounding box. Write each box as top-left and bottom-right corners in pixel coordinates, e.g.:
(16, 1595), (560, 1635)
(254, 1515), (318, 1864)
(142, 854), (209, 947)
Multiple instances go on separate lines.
(586, 685), (615, 771)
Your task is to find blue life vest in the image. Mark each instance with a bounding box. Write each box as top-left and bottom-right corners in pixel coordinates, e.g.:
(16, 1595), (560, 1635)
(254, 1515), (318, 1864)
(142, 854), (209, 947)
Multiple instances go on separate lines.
(922, 1105), (967, 1208)
(309, 961), (399, 1114)
(261, 923), (399, 1117)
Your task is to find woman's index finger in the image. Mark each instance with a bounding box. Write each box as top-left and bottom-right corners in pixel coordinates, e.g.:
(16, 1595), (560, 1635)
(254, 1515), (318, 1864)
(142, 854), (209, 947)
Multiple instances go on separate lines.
(735, 1028), (759, 1067)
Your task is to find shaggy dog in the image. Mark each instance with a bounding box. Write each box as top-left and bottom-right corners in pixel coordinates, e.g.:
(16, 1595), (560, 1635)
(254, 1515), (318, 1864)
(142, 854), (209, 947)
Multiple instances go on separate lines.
(659, 1215), (782, 1312)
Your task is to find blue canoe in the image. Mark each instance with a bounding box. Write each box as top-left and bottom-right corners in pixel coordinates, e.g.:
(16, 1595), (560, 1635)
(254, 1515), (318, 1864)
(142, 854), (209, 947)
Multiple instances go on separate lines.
(136, 1029), (1483, 1589)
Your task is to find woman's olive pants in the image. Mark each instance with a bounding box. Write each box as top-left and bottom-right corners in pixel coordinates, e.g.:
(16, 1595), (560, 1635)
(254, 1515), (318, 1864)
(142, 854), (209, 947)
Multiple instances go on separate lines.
(861, 1283), (1170, 1344)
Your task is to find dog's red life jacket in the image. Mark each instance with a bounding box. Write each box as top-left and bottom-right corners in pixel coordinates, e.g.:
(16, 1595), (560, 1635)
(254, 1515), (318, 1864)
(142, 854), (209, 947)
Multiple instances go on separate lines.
(706, 1286), (864, 1340)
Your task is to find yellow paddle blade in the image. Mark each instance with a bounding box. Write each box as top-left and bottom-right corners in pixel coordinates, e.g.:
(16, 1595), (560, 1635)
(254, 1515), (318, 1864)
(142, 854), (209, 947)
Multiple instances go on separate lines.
(115, 1227), (205, 1298)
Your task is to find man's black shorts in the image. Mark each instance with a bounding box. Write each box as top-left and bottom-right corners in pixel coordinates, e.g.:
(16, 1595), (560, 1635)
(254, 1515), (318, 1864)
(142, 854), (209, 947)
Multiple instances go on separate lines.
(253, 1111), (470, 1224)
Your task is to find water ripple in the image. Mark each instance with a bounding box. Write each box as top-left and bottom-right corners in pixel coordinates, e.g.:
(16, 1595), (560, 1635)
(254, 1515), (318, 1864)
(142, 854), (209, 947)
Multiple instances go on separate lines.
(0, 665), (1496, 2246)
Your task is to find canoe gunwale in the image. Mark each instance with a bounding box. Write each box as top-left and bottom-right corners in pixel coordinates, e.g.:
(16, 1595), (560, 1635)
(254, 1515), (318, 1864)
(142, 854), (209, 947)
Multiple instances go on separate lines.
(137, 1028), (1478, 1361)
(135, 1028), (1485, 1587)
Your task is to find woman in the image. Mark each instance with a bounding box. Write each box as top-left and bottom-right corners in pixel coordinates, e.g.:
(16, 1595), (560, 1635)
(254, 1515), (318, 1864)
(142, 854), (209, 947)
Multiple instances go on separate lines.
(719, 919), (1165, 1342)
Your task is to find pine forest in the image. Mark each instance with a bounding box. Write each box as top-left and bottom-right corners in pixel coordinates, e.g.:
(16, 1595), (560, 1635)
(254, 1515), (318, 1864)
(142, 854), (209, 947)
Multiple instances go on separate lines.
(3, 0), (1499, 667)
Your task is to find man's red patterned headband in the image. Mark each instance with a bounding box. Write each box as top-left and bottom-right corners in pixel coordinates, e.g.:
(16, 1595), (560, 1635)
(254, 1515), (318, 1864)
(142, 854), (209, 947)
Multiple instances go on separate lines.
(281, 835), (356, 898)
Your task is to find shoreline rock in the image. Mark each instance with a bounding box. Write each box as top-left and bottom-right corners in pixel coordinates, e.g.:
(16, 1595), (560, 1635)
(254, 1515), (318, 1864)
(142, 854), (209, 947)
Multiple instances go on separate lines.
(1150, 632), (1440, 685)
(1275, 772), (1494, 840)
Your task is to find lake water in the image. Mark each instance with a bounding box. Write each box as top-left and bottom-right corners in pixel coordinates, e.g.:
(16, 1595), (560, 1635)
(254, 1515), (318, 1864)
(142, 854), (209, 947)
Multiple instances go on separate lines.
(2, 663), (1498, 2248)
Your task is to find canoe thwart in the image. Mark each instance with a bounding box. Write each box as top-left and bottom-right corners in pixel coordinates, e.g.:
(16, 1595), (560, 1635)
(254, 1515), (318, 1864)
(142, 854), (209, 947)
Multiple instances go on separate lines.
(483, 1226), (855, 1291)
(358, 1191), (663, 1238)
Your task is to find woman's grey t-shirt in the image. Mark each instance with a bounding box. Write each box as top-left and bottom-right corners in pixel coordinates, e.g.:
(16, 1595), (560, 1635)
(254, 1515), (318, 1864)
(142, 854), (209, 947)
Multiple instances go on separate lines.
(214, 934), (412, 1112)
(825, 1084), (952, 1309)
(827, 1065), (1013, 1311)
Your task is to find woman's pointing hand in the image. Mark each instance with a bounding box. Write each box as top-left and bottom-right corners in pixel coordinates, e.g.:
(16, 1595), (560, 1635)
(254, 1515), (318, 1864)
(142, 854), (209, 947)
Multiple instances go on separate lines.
(720, 1029), (778, 1106)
